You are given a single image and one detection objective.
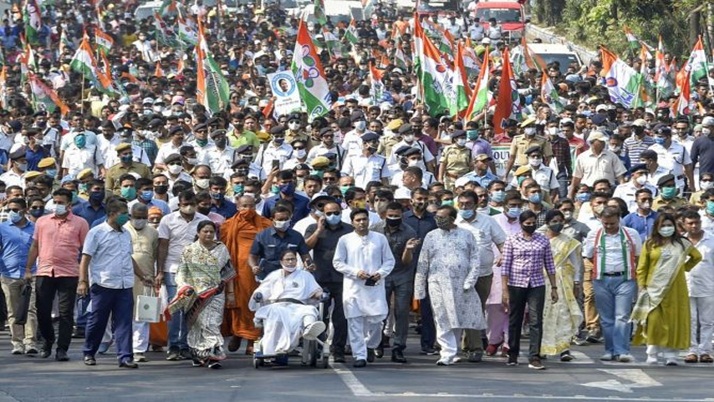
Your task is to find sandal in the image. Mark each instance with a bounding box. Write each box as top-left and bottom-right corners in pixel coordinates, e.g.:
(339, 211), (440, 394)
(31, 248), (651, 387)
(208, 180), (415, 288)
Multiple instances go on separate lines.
(684, 353), (699, 363)
(699, 354), (713, 363)
(245, 340), (255, 355)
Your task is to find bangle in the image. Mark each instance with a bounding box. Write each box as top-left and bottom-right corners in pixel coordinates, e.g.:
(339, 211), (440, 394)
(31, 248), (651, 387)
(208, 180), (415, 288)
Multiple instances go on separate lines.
(79, 279), (88, 284)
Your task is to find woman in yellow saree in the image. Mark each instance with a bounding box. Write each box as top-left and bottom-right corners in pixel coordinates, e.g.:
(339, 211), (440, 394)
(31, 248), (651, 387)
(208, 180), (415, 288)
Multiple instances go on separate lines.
(631, 213), (702, 366)
(541, 210), (584, 361)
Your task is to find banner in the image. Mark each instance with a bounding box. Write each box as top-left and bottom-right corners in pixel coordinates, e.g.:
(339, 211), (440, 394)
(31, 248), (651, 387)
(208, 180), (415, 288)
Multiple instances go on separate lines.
(267, 72), (302, 117)
(492, 145), (577, 181)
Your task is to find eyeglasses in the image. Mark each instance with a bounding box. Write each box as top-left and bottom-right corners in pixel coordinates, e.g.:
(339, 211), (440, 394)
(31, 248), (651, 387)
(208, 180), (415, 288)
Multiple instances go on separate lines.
(316, 203), (326, 209)
(325, 212), (340, 217)
(30, 206), (43, 210)
(6, 208), (20, 212)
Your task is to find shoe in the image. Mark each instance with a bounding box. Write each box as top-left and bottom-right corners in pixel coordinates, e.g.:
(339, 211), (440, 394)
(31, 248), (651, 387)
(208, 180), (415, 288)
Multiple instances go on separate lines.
(227, 336), (241, 352)
(571, 336), (587, 346)
(599, 353), (614, 361)
(72, 327), (85, 339)
(119, 360), (139, 369)
(485, 344), (498, 356)
(420, 347), (437, 355)
(55, 350), (69, 362)
(302, 321), (326, 340)
(646, 355), (658, 364)
(25, 347), (38, 355)
(134, 353), (148, 363)
(40, 347), (52, 359)
(700, 354), (714, 363)
(180, 349), (193, 360)
(245, 341), (254, 355)
(616, 353), (633, 363)
(380, 335), (391, 348)
(333, 350), (346, 363)
(166, 348), (181, 361)
(207, 360), (222, 369)
(192, 358), (204, 367)
(374, 345), (384, 358)
(684, 354), (698, 363)
(501, 347), (510, 358)
(665, 358), (678, 366)
(528, 358), (545, 370)
(353, 359), (367, 368)
(560, 351), (574, 362)
(391, 349), (407, 363)
(83, 355), (96, 366)
(586, 330), (602, 343)
(151, 345), (165, 352)
(11, 346), (23, 355)
(97, 340), (113, 355)
(436, 358), (453, 366)
(507, 356), (518, 366)
(367, 348), (375, 362)
(467, 351), (483, 362)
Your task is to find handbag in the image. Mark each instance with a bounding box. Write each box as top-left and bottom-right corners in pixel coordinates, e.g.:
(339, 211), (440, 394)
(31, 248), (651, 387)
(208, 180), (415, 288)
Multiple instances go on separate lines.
(13, 281), (32, 326)
(135, 287), (161, 323)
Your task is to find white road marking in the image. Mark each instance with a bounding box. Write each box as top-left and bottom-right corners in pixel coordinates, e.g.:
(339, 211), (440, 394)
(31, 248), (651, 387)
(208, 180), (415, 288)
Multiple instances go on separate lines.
(582, 368), (661, 393)
(330, 362), (378, 397)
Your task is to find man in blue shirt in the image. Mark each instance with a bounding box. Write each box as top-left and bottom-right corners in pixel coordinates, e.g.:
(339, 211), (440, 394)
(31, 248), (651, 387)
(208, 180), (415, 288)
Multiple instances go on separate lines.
(128, 178), (171, 216)
(72, 179), (106, 226)
(209, 176), (237, 219)
(261, 170), (310, 226)
(0, 198), (37, 355)
(623, 188), (657, 241)
(249, 205), (313, 280)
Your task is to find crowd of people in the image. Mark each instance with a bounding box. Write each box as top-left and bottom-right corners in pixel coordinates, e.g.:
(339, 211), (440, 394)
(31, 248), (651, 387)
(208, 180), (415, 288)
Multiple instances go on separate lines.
(0, 0), (712, 372)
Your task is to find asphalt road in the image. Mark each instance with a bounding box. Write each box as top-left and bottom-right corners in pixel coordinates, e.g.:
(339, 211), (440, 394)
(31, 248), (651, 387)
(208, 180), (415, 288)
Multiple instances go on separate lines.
(0, 330), (712, 402)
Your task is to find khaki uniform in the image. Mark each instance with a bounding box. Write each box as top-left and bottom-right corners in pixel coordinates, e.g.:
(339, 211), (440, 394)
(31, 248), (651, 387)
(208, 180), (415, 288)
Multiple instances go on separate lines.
(285, 129), (309, 146)
(509, 134), (554, 167)
(105, 162), (152, 195)
(652, 195), (689, 211)
(378, 135), (401, 158)
(440, 145), (472, 190)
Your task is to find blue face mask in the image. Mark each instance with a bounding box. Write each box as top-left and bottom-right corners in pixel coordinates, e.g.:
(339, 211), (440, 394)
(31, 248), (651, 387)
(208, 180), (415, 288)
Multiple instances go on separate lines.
(491, 190), (505, 203)
(115, 213), (130, 226)
(661, 186), (677, 200)
(140, 190), (153, 202)
(707, 200), (714, 216)
(74, 135), (86, 149)
(575, 192), (591, 202)
(210, 191), (224, 200)
(9, 210), (22, 224)
(528, 193), (542, 204)
(654, 137), (666, 145)
(458, 209), (475, 220)
(279, 182), (295, 196)
(233, 184), (244, 195)
(89, 191), (104, 203)
(326, 213), (341, 226)
(45, 169), (57, 178)
(506, 207), (521, 218)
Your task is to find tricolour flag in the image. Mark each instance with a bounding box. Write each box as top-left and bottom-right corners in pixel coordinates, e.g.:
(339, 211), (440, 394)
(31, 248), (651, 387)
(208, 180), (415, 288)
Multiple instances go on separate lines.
(541, 70), (564, 113)
(23, 0), (42, 45)
(464, 47), (490, 122)
(600, 46), (640, 108)
(369, 61), (385, 103)
(313, 0), (327, 25)
(492, 47), (521, 135)
(177, 9), (198, 46)
(323, 27), (343, 59)
(196, 20), (230, 114)
(419, 33), (451, 117)
(95, 29), (114, 55)
(291, 20), (332, 120)
(623, 26), (640, 52)
(681, 36), (708, 89)
(344, 18), (359, 44)
(451, 42), (470, 116)
(28, 73), (70, 116)
(655, 35), (673, 101)
(672, 69), (691, 116)
(394, 43), (408, 70)
(361, 0), (374, 20)
(70, 37), (98, 80)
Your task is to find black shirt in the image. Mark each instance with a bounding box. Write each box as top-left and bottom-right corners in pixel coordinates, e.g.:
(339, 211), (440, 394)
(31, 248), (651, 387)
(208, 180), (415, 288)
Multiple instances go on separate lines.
(304, 221), (354, 283)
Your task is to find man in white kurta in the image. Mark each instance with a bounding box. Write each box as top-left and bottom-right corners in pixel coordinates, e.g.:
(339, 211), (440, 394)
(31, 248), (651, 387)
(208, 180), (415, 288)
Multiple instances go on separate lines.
(333, 209), (395, 367)
(249, 267), (324, 356)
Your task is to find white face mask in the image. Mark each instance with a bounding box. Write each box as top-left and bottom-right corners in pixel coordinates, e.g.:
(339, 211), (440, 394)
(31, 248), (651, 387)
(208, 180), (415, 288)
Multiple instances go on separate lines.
(132, 218), (147, 230)
(407, 159), (420, 167)
(703, 128), (712, 136)
(700, 180), (714, 190)
(635, 175), (647, 186)
(187, 157), (198, 165)
(195, 178), (210, 189)
(562, 210), (573, 221)
(295, 149), (307, 159)
(274, 219), (290, 231)
(609, 145), (621, 153)
(404, 134), (414, 143)
(288, 122), (300, 131)
(168, 164), (183, 175)
(354, 121), (366, 131)
(456, 138), (467, 146)
(524, 127), (536, 136)
(528, 157), (542, 167)
(282, 265), (297, 273)
(547, 127), (558, 136)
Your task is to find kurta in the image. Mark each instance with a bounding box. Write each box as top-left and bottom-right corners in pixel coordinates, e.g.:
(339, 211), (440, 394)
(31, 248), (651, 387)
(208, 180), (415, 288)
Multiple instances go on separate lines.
(220, 210), (272, 340)
(415, 227), (485, 331)
(124, 223), (159, 301)
(541, 233), (584, 355)
(249, 269), (322, 355)
(333, 231), (395, 321)
(632, 240), (702, 349)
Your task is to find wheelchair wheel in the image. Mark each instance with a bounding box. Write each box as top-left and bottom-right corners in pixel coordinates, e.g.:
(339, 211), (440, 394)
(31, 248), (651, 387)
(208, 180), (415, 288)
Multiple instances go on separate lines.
(320, 351), (329, 369)
(253, 356), (260, 369)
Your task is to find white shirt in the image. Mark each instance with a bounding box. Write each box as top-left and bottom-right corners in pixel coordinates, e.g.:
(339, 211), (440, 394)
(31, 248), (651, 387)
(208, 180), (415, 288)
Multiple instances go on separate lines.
(455, 212), (507, 276)
(254, 142), (294, 174)
(62, 144), (104, 177)
(387, 139), (435, 170)
(390, 169), (435, 187)
(205, 146), (236, 176)
(157, 211), (209, 273)
(687, 232), (714, 297)
(342, 153), (390, 189)
(155, 142), (183, 165)
(0, 170), (25, 189)
(648, 142), (691, 186)
(613, 181), (659, 213)
(582, 226), (642, 273)
(187, 139), (216, 165)
(84, 222), (134, 289)
(341, 208), (380, 226)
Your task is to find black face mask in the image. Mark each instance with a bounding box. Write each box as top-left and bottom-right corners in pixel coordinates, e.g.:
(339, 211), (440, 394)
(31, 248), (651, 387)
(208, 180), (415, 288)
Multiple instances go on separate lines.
(197, 206), (211, 215)
(386, 217), (401, 228)
(154, 185), (169, 195)
(522, 224), (537, 234)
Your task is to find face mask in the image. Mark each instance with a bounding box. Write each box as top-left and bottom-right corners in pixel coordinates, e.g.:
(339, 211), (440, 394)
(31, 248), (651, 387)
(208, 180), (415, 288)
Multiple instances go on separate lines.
(562, 211), (573, 221)
(270, 185), (280, 194)
(547, 127), (558, 136)
(79, 183), (88, 193)
(74, 135), (86, 149)
(132, 218), (147, 230)
(273, 137), (285, 146)
(524, 127), (536, 136)
(195, 178), (210, 189)
(404, 134), (414, 143)
(386, 217), (402, 227)
(609, 145), (621, 153)
(635, 175), (648, 186)
(121, 187), (137, 200)
(661, 186), (677, 199)
(517, 176), (527, 186)
(187, 157), (199, 165)
(210, 191), (224, 200)
(288, 122), (300, 131)
(16, 162), (27, 172)
(593, 204), (605, 215)
(120, 154), (133, 164)
(196, 138), (208, 147)
(214, 138), (227, 148)
(197, 206), (211, 215)
(168, 164), (183, 175)
(295, 149), (307, 159)
(707, 200), (714, 216)
(140, 190), (154, 202)
(548, 222), (564, 233)
(456, 138), (467, 147)
(354, 121), (366, 131)
(658, 226), (675, 237)
(521, 224), (537, 234)
(506, 207), (521, 218)
(90, 191), (104, 203)
(575, 193), (591, 202)
(241, 154), (254, 162)
(54, 204), (68, 216)
(435, 215), (452, 230)
(279, 182), (295, 196)
(528, 193), (542, 204)
(339, 185), (351, 196)
(233, 184), (244, 195)
(30, 207), (44, 218)
(282, 265), (297, 273)
(46, 169), (57, 178)
(466, 130), (478, 140)
(491, 190), (505, 203)
(72, 191), (78, 204)
(528, 157), (542, 167)
(703, 128), (712, 136)
(9, 211), (22, 224)
(441, 200), (454, 207)
(115, 213), (130, 226)
(700, 180), (714, 191)
(654, 137), (666, 146)
(154, 185), (169, 195)
(273, 219), (290, 231)
(326, 213), (342, 225)
(180, 205), (196, 215)
(458, 208), (474, 220)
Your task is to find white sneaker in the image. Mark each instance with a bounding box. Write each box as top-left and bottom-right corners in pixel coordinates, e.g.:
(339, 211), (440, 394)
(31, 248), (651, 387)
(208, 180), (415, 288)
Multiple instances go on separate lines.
(302, 321), (326, 340)
(646, 355), (658, 364)
(665, 358), (678, 366)
(436, 357), (453, 366)
(617, 353), (634, 363)
(599, 353), (614, 361)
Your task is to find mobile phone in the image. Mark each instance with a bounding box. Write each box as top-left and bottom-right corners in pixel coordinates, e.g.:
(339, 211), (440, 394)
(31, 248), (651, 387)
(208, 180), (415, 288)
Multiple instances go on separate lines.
(271, 159), (280, 170)
(365, 277), (377, 286)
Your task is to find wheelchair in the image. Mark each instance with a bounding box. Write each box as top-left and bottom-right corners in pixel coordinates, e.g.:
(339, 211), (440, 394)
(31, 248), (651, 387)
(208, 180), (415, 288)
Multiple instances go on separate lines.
(252, 290), (331, 369)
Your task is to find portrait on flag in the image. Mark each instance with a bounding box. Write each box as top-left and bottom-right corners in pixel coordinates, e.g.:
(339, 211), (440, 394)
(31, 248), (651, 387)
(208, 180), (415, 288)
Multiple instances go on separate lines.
(268, 71), (302, 117)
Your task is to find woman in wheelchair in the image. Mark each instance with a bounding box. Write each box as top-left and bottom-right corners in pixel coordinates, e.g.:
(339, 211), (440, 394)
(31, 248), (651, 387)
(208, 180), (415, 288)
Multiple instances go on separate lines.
(249, 250), (326, 356)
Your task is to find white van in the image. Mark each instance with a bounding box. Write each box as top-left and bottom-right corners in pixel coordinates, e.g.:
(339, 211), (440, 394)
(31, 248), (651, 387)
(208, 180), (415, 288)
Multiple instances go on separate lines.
(528, 43), (583, 74)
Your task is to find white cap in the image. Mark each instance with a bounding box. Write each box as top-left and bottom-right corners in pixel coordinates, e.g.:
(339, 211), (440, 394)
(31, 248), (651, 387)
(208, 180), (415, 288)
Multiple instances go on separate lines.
(702, 116), (714, 127)
(587, 131), (608, 144)
(595, 104), (608, 113)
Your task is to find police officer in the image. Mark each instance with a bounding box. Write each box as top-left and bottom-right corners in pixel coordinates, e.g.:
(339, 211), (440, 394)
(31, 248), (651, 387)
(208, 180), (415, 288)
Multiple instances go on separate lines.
(438, 130), (472, 190)
(502, 118), (553, 181)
